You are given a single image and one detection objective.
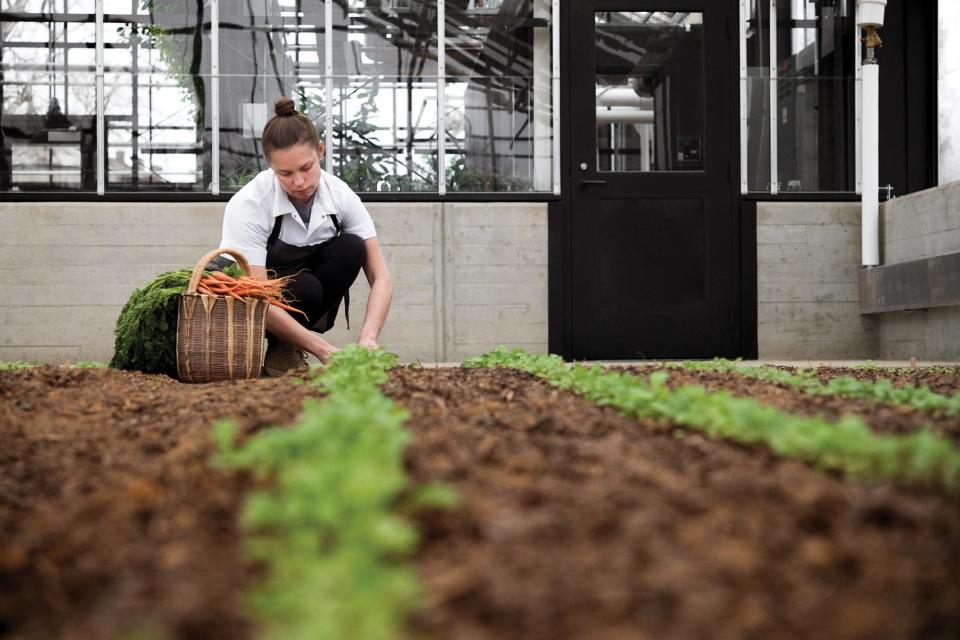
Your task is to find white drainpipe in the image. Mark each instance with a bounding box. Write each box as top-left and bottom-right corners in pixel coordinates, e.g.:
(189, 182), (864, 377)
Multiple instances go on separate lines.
(858, 0), (886, 267)
(861, 57), (880, 265)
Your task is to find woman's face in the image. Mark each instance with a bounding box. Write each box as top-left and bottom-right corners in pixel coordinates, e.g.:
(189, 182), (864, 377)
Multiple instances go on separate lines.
(269, 141), (324, 203)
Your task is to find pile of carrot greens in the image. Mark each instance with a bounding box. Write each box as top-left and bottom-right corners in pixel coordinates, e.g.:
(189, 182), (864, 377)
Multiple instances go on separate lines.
(110, 265), (241, 376)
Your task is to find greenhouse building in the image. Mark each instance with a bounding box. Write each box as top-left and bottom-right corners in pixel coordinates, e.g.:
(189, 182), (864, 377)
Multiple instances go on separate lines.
(1, 0), (956, 362)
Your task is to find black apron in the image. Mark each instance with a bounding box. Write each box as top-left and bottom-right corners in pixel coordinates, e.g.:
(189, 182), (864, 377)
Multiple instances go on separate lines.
(265, 213), (349, 332)
(209, 213), (349, 332)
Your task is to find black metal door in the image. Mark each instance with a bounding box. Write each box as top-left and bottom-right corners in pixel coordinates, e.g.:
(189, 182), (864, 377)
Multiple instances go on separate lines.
(568, 1), (738, 359)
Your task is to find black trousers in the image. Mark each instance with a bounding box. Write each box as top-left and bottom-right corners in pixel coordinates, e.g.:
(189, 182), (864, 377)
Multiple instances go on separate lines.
(271, 234), (366, 332)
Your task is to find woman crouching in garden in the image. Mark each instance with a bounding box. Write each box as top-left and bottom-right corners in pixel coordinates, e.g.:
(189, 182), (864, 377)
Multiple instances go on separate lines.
(218, 96), (392, 375)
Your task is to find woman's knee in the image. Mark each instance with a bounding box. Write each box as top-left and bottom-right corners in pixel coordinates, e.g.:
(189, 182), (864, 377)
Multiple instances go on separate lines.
(286, 271), (324, 326)
(309, 234), (367, 287)
(338, 233), (367, 268)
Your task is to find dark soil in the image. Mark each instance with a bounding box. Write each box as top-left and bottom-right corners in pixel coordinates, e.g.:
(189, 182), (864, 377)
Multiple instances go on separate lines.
(390, 368), (960, 640)
(807, 366), (960, 396)
(0, 366), (321, 640)
(623, 366), (960, 444)
(2, 365), (960, 640)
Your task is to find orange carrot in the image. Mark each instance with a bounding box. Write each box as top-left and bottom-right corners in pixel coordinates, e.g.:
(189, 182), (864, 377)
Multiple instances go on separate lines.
(270, 301), (308, 318)
(195, 273), (300, 313)
(210, 271), (235, 283)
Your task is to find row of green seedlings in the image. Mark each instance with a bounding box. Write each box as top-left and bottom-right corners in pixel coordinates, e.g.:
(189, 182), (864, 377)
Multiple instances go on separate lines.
(679, 358), (960, 416)
(0, 361), (105, 370)
(213, 346), (456, 640)
(465, 347), (960, 497)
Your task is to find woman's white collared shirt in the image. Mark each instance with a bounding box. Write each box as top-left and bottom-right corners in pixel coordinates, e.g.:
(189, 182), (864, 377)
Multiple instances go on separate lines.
(220, 168), (376, 266)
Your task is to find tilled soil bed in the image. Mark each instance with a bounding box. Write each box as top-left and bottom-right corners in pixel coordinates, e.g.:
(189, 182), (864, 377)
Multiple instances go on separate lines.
(2, 365), (960, 640)
(807, 366), (960, 395)
(622, 365), (960, 444)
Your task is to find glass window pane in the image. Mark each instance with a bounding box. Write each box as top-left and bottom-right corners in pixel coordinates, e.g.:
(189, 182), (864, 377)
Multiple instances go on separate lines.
(595, 11), (704, 173)
(329, 0), (439, 192)
(3, 71), (97, 191)
(1, 1), (94, 10)
(103, 0), (151, 13)
(775, 0), (855, 192)
(744, 76), (770, 191)
(219, 0), (442, 194)
(3, 0), (556, 195)
(325, 75), (438, 192)
(1, 7), (98, 193)
(744, 0), (770, 191)
(444, 0), (553, 192)
(218, 1), (324, 191)
(104, 2), (212, 191)
(106, 72), (209, 190)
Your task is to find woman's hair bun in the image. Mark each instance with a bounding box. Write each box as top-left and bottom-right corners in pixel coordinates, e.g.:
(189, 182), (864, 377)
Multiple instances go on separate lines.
(262, 95), (319, 156)
(274, 97), (297, 117)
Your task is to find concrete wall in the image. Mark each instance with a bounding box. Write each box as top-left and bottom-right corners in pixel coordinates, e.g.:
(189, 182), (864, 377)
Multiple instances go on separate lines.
(882, 180), (960, 263)
(0, 202), (548, 365)
(756, 202), (878, 359)
(876, 308), (960, 361)
(878, 181), (960, 360)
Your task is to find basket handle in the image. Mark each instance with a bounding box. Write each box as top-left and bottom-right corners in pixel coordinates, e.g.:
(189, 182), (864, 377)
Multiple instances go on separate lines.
(187, 248), (254, 294)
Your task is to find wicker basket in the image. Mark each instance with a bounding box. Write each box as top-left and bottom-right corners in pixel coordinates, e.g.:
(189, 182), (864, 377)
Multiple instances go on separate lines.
(176, 248), (268, 383)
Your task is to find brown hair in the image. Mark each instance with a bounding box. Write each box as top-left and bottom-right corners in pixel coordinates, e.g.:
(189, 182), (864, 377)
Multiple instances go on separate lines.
(261, 96), (320, 158)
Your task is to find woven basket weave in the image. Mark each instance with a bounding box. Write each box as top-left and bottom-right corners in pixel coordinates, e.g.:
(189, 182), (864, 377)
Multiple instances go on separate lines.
(176, 248), (268, 383)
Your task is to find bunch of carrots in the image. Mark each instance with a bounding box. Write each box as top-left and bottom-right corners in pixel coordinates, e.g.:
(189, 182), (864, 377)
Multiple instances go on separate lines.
(196, 270), (306, 317)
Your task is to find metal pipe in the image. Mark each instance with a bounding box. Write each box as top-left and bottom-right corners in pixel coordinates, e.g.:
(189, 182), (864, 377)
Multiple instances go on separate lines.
(858, 0), (886, 266)
(552, 0), (560, 195)
(638, 124), (651, 172)
(96, 0), (104, 194)
(437, 0), (446, 195)
(324, 0), (332, 174)
(211, 0), (220, 195)
(596, 107), (654, 124)
(595, 87), (653, 109)
(855, 11), (862, 194)
(861, 48), (880, 266)
(769, 0), (778, 194)
(739, 0), (747, 193)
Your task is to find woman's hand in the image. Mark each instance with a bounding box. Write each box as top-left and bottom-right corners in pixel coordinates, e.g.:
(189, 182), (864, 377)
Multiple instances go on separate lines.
(357, 335), (379, 350)
(312, 339), (339, 364)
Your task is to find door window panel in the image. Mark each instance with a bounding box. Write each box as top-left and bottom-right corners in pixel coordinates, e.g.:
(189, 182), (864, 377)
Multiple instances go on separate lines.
(595, 11), (703, 173)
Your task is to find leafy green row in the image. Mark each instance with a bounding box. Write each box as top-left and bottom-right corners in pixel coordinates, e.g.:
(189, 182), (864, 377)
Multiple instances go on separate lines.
(465, 347), (960, 496)
(213, 346), (455, 640)
(679, 359), (960, 416)
(0, 361), (32, 370)
(0, 361), (106, 370)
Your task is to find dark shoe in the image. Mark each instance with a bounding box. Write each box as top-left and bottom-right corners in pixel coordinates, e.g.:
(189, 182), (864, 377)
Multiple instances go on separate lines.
(263, 341), (309, 377)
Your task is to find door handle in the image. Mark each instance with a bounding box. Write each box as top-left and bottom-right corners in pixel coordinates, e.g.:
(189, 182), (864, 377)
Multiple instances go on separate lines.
(580, 179), (607, 187)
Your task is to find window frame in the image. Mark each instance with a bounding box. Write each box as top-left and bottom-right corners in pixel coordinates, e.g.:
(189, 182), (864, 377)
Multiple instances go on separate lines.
(0, 0), (561, 198)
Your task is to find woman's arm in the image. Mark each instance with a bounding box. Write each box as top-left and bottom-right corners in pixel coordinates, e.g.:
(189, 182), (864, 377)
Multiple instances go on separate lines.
(357, 237), (393, 349)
